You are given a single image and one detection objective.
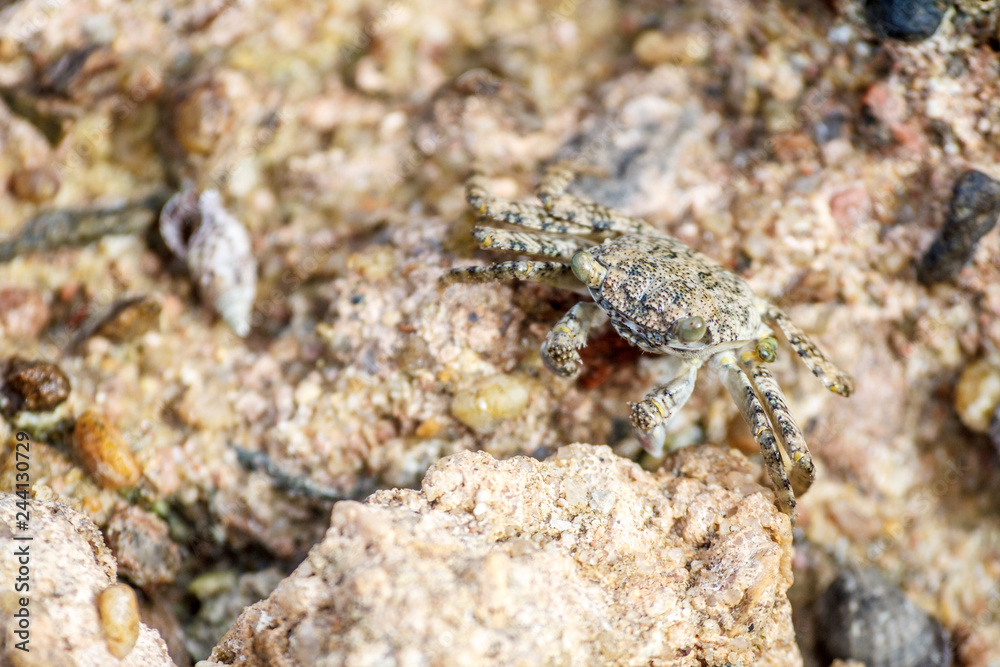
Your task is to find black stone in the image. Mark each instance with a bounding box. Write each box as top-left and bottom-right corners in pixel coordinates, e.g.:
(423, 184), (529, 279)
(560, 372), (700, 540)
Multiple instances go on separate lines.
(813, 110), (847, 145)
(917, 170), (1000, 284)
(864, 0), (947, 42)
(817, 568), (953, 667)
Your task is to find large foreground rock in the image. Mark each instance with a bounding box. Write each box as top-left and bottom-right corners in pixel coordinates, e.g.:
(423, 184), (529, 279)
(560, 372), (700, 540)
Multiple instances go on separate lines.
(204, 444), (799, 667)
(0, 493), (174, 667)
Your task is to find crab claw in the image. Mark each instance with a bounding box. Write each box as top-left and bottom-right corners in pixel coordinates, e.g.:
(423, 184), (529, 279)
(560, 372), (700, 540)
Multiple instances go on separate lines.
(634, 421), (668, 458)
(630, 400), (669, 458)
(540, 338), (582, 378)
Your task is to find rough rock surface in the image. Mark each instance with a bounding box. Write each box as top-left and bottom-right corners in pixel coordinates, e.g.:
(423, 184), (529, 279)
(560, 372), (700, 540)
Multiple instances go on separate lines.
(0, 493), (173, 667)
(203, 444), (799, 667)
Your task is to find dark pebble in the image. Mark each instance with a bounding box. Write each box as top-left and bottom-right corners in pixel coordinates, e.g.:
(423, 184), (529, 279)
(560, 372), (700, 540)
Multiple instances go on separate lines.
(813, 110), (847, 145)
(66, 295), (163, 353)
(865, 0), (947, 42)
(95, 295), (162, 342)
(105, 506), (182, 588)
(917, 170), (1000, 284)
(816, 568), (952, 667)
(1, 357), (71, 415)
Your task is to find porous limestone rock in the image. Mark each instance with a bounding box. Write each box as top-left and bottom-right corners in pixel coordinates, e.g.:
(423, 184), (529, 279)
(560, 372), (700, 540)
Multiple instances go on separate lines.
(0, 493), (173, 667)
(204, 444), (799, 667)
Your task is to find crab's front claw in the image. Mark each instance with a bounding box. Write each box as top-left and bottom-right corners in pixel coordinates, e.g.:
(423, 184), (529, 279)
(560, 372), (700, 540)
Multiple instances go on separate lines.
(540, 303), (607, 379)
(628, 360), (700, 458)
(540, 338), (582, 378)
(630, 400), (669, 458)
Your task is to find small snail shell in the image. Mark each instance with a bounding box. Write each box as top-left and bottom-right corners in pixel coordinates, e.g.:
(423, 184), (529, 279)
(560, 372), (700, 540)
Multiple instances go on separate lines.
(160, 187), (257, 336)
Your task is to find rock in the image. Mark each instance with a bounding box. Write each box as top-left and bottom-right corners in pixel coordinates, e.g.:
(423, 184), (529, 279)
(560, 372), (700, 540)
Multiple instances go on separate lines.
(450, 373), (531, 433)
(864, 0), (947, 42)
(1, 357), (71, 416)
(0, 494), (173, 667)
(918, 170), (1000, 284)
(9, 166), (61, 203)
(72, 411), (143, 491)
(816, 568), (952, 667)
(184, 568), (284, 662)
(953, 357), (1000, 433)
(92, 295), (162, 343)
(0, 287), (50, 340)
(954, 0), (999, 15)
(105, 506), (182, 588)
(97, 583), (141, 659)
(172, 79), (233, 156)
(203, 444), (801, 666)
(633, 29), (707, 67)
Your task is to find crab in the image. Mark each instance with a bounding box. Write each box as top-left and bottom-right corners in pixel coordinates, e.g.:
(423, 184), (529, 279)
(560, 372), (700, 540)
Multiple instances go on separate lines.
(439, 162), (854, 519)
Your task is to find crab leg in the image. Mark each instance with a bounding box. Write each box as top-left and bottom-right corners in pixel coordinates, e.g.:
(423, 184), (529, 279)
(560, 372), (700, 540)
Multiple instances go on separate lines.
(712, 350), (796, 520)
(541, 302), (608, 378)
(466, 174), (594, 235)
(471, 226), (590, 260)
(438, 260), (580, 291)
(629, 359), (701, 458)
(740, 346), (816, 498)
(536, 161), (658, 235)
(760, 302), (854, 397)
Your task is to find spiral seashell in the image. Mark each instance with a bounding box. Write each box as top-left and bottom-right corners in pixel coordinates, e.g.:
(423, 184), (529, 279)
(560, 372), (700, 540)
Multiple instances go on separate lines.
(160, 186), (257, 336)
(816, 568), (952, 667)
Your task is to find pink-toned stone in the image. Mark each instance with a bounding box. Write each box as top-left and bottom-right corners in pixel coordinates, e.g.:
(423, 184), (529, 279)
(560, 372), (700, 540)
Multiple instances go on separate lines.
(204, 445), (799, 667)
(0, 494), (173, 667)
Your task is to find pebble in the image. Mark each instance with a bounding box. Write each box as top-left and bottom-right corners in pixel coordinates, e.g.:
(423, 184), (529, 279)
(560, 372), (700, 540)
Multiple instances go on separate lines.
(96, 583), (140, 659)
(9, 166), (61, 203)
(633, 29), (707, 66)
(105, 506), (182, 588)
(954, 0), (999, 15)
(918, 170), (1000, 284)
(173, 80), (232, 155)
(451, 374), (530, 433)
(864, 0), (946, 42)
(93, 295), (162, 342)
(0, 286), (50, 339)
(72, 411), (142, 490)
(953, 357), (1000, 433)
(160, 186), (257, 336)
(1, 357), (70, 414)
(346, 245), (396, 281)
(816, 568), (952, 667)
(66, 295), (163, 353)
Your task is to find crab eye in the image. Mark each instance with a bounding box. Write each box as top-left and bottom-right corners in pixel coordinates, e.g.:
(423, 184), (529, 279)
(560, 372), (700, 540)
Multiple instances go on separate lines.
(675, 316), (706, 343)
(571, 251), (602, 287)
